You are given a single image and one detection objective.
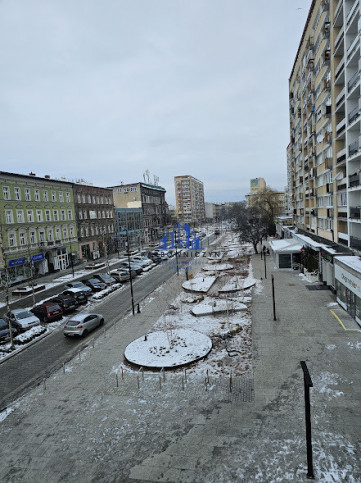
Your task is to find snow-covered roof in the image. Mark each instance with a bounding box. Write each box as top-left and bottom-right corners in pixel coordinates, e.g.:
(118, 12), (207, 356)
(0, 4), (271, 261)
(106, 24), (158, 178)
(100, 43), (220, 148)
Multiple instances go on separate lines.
(293, 234), (328, 251)
(269, 239), (303, 253)
(334, 256), (361, 273)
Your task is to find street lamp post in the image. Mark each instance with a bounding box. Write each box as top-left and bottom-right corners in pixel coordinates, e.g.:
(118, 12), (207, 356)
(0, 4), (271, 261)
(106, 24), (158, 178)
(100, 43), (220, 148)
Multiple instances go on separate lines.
(126, 229), (135, 315)
(0, 226), (15, 350)
(68, 237), (74, 278)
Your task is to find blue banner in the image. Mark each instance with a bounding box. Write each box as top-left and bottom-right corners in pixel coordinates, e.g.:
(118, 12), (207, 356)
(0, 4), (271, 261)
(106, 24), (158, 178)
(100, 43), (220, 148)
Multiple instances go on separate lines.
(32, 253), (44, 261)
(9, 258), (26, 266)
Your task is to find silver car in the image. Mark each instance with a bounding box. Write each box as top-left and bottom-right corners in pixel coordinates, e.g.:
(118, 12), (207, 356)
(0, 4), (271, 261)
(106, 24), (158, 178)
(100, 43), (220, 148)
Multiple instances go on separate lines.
(63, 313), (104, 337)
(9, 309), (41, 332)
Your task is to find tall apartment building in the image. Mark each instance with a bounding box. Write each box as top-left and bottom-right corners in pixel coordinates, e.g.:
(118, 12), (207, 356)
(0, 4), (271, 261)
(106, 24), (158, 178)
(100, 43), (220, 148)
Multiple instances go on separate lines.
(174, 175), (205, 224)
(288, 0), (360, 249)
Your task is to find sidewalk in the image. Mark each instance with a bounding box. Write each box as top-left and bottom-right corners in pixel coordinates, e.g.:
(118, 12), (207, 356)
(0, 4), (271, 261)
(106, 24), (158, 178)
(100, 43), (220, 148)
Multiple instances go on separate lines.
(0, 249), (360, 481)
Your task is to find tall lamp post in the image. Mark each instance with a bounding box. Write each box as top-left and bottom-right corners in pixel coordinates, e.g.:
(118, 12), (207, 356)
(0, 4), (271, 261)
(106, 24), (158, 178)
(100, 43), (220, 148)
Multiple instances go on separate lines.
(68, 236), (75, 278)
(126, 229), (135, 315)
(0, 224), (15, 350)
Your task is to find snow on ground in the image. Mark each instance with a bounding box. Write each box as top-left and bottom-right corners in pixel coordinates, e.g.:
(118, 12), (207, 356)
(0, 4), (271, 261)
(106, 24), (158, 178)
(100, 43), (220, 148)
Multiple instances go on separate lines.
(182, 276), (217, 293)
(313, 371), (345, 399)
(124, 329), (212, 368)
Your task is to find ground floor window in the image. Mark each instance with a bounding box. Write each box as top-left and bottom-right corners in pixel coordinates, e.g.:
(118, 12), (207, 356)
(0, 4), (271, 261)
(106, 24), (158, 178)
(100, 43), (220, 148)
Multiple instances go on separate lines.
(279, 253), (292, 268)
(336, 280), (347, 308)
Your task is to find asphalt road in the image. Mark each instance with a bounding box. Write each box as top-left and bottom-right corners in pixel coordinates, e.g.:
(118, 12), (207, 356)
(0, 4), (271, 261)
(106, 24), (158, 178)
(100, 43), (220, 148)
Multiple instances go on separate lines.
(0, 240), (217, 409)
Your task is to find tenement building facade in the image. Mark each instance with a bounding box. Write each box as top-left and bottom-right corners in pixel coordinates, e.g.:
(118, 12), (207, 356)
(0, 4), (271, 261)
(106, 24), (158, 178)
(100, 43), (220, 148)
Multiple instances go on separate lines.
(287, 0), (360, 249)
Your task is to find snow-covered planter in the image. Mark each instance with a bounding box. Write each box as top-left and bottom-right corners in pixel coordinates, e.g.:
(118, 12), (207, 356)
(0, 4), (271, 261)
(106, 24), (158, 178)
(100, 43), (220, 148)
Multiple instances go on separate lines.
(14, 326), (47, 345)
(12, 284), (46, 296)
(92, 283), (122, 300)
(182, 276), (217, 294)
(202, 263), (233, 271)
(191, 300), (247, 316)
(124, 329), (212, 368)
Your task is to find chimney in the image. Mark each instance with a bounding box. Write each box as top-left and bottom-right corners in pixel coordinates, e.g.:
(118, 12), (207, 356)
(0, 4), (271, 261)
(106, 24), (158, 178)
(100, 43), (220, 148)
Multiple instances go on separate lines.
(29, 172), (36, 176)
(44, 175), (50, 179)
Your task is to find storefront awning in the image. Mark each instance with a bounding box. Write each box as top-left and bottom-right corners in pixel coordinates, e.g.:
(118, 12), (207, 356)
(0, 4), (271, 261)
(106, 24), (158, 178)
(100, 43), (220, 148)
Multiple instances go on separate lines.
(269, 239), (303, 254)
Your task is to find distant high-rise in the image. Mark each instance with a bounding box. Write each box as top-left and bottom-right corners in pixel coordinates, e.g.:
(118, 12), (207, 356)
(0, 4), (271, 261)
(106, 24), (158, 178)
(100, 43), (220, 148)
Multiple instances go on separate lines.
(174, 175), (205, 224)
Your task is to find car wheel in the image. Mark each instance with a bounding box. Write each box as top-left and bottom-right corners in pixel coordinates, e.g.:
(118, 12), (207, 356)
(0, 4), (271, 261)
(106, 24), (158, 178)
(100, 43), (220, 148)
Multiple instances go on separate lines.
(99, 318), (104, 326)
(82, 329), (88, 337)
(64, 333), (70, 337)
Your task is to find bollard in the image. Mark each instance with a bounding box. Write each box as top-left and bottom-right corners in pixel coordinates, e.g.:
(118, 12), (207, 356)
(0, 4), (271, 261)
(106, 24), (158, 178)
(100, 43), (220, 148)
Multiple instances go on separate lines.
(159, 376), (162, 390)
(137, 375), (140, 390)
(184, 368), (187, 384)
(121, 367), (124, 380)
(63, 362), (65, 374)
(139, 366), (144, 381)
(43, 379), (46, 390)
(206, 369), (209, 384)
(78, 351), (81, 361)
(161, 367), (165, 381)
(116, 373), (119, 387)
(181, 377), (185, 391)
(137, 303), (141, 314)
(205, 377), (208, 391)
(229, 373), (232, 393)
(92, 339), (95, 349)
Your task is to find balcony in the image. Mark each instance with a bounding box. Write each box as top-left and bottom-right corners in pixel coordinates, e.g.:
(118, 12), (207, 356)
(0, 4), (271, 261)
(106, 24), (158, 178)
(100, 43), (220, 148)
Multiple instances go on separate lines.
(350, 236), (361, 250)
(334, 26), (344, 51)
(336, 118), (346, 136)
(337, 147), (346, 164)
(349, 140), (360, 156)
(347, 35), (360, 60)
(349, 106), (360, 124)
(349, 172), (360, 187)
(336, 87), (345, 107)
(350, 207), (361, 219)
(335, 57), (345, 78)
(348, 70), (360, 92)
(346, 0), (359, 26)
(334, 0), (343, 25)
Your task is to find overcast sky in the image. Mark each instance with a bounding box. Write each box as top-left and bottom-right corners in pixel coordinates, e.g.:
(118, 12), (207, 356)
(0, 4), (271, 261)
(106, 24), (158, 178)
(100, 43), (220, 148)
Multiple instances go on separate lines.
(0, 0), (311, 205)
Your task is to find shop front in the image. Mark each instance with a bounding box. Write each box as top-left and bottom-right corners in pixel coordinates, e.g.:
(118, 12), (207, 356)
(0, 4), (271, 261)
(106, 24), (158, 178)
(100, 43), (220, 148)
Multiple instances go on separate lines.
(334, 256), (361, 326)
(7, 253), (48, 285)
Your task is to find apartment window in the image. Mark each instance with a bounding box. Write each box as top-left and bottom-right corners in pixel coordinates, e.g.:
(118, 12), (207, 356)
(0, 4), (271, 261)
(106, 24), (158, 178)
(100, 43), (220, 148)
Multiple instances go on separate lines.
(36, 210), (42, 222)
(48, 229), (53, 241)
(327, 218), (333, 230)
(83, 209), (87, 219)
(14, 187), (21, 200)
(67, 209), (73, 220)
(3, 186), (10, 200)
(45, 210), (51, 221)
(95, 226), (99, 235)
(30, 231), (36, 244)
(53, 210), (58, 221)
(117, 188), (122, 193)
(39, 231), (45, 242)
(63, 226), (68, 238)
(34, 189), (40, 201)
(88, 194), (91, 203)
(85, 227), (89, 237)
(51, 191), (57, 202)
(91, 225), (95, 236)
(66, 192), (70, 202)
(27, 210), (34, 222)
(338, 192), (347, 206)
(55, 227), (61, 240)
(19, 231), (26, 246)
(96, 196), (99, 204)
(92, 195), (96, 203)
(43, 190), (48, 201)
(59, 192), (64, 202)
(8, 233), (16, 247)
(80, 227), (85, 237)
(102, 210), (105, 218)
(17, 210), (24, 223)
(101, 196), (104, 203)
(25, 188), (31, 201)
(69, 225), (74, 237)
(79, 210), (83, 219)
(5, 210), (13, 223)
(106, 210), (109, 218)
(61, 210), (66, 221)
(98, 210), (101, 218)
(130, 187), (137, 192)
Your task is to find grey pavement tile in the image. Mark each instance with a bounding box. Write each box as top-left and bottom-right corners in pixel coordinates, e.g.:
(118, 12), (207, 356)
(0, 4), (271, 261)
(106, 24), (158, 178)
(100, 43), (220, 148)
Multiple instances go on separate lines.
(129, 464), (169, 481)
(168, 455), (199, 470)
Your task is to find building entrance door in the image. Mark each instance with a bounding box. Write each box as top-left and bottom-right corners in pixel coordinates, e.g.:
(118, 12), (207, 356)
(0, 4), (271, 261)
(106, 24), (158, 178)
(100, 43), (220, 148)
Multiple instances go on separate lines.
(58, 254), (67, 271)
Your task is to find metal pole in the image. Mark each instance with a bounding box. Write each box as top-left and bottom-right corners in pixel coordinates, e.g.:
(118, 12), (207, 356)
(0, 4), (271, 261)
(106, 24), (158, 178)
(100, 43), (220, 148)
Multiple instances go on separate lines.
(264, 252), (267, 279)
(102, 233), (110, 275)
(126, 230), (135, 315)
(300, 361), (314, 479)
(26, 240), (36, 306)
(0, 219), (14, 349)
(271, 274), (276, 321)
(69, 237), (74, 278)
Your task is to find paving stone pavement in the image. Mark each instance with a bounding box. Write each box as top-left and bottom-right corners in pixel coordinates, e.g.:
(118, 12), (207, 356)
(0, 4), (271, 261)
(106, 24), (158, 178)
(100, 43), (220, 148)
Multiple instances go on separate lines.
(0, 245), (361, 482)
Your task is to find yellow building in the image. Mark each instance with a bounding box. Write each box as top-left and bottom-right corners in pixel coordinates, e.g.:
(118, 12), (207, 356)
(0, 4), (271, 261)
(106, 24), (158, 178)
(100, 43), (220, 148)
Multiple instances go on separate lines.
(245, 179), (285, 216)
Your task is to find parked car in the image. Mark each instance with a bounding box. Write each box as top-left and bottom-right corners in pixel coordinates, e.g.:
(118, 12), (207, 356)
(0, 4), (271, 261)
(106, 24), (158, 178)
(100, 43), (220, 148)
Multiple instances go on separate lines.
(82, 278), (107, 292)
(61, 289), (88, 306)
(0, 318), (18, 343)
(131, 256), (153, 267)
(118, 262), (143, 275)
(31, 303), (63, 323)
(64, 281), (92, 294)
(93, 273), (116, 286)
(46, 294), (78, 314)
(8, 309), (41, 332)
(110, 270), (130, 283)
(64, 313), (104, 337)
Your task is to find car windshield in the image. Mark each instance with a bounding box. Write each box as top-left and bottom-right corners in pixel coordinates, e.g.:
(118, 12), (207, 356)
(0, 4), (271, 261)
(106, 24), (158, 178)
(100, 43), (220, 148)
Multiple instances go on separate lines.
(72, 282), (84, 288)
(48, 305), (60, 311)
(0, 319), (8, 329)
(89, 279), (100, 283)
(15, 311), (33, 320)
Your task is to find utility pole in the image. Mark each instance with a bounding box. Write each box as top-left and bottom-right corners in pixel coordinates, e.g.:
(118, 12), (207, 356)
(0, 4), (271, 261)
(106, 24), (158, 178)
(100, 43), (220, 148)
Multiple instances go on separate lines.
(26, 239), (36, 306)
(126, 229), (135, 315)
(68, 237), (74, 278)
(102, 232), (110, 275)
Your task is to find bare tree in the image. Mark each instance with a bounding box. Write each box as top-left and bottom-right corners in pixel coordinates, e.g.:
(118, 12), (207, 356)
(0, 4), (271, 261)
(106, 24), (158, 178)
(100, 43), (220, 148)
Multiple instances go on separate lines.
(227, 203), (266, 254)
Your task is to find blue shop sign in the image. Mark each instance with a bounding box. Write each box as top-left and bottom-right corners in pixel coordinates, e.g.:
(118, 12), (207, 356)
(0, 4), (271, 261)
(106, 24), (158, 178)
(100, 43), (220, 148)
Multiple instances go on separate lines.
(9, 258), (26, 267)
(32, 253), (44, 261)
